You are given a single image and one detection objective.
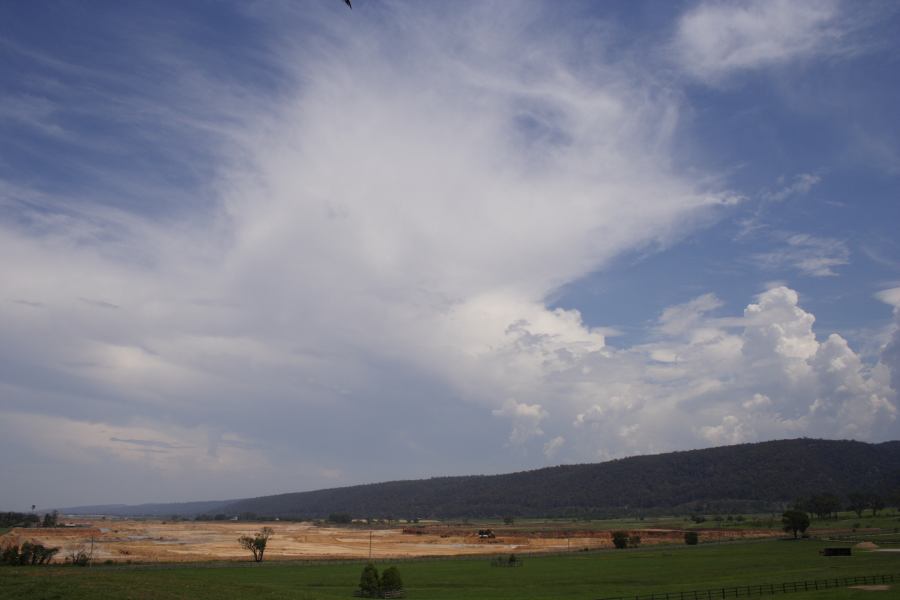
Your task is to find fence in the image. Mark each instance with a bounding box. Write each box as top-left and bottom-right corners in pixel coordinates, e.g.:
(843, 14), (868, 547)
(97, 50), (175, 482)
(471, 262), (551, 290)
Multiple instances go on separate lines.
(596, 573), (896, 600)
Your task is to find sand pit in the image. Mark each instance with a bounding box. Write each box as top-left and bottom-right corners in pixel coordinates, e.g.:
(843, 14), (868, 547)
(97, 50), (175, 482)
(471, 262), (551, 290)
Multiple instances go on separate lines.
(848, 585), (891, 591)
(0, 520), (778, 564)
(855, 541), (880, 549)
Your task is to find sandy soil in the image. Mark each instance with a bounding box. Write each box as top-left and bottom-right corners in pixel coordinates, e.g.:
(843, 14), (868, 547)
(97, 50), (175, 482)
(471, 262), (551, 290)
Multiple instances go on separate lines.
(0, 520), (778, 564)
(848, 585), (892, 591)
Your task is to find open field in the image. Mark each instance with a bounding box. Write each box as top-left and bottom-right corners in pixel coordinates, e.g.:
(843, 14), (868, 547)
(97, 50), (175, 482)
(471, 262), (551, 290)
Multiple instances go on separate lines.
(0, 519), (781, 563)
(1, 539), (897, 600)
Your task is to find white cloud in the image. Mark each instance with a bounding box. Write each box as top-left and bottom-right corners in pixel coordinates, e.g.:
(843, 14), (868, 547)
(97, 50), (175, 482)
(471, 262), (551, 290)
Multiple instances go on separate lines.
(673, 0), (845, 82)
(492, 400), (549, 446)
(876, 287), (900, 310)
(543, 436), (565, 459)
(753, 233), (849, 277)
(764, 173), (822, 202)
(0, 3), (896, 506)
(658, 293), (723, 336)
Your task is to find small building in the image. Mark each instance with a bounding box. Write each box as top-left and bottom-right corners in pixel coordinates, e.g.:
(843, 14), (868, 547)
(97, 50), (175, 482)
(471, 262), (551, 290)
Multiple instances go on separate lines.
(820, 547), (852, 556)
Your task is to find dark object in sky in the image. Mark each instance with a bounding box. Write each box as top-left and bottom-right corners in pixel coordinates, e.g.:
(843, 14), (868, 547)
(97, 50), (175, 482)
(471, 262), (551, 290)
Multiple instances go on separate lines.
(344, 0), (352, 8)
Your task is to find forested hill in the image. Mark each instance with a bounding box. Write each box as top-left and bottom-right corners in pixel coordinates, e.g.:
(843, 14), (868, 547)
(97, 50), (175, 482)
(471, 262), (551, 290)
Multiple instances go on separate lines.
(220, 439), (900, 518)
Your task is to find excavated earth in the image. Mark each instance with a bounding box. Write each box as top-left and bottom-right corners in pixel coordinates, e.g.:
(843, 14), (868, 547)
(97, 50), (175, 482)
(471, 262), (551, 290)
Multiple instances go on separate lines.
(0, 520), (779, 564)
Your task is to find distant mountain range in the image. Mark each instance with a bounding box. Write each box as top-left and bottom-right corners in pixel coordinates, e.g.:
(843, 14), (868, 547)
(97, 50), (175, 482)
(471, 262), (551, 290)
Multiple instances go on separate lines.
(59, 438), (900, 519)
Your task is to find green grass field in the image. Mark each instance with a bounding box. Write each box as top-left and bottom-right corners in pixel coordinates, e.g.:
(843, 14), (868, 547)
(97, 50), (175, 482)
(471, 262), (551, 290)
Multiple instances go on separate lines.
(1, 539), (897, 600)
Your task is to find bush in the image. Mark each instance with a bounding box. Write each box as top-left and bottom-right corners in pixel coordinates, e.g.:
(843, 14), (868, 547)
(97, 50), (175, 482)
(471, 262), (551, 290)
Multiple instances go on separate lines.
(1, 542), (60, 566)
(68, 547), (91, 567)
(357, 563), (404, 597)
(611, 531), (629, 549)
(359, 562), (381, 596)
(381, 566), (403, 592)
(684, 531), (699, 545)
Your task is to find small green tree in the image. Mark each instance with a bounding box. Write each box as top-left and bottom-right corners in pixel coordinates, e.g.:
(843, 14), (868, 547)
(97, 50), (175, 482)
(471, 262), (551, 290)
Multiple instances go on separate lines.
(237, 526), (273, 562)
(381, 566), (403, 593)
(781, 510), (810, 539)
(503, 516), (515, 525)
(611, 531), (628, 549)
(359, 562), (381, 596)
(684, 531), (699, 545)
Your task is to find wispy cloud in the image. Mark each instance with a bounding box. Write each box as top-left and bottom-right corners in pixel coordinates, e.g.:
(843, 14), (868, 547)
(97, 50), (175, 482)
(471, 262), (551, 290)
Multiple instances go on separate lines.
(672, 0), (847, 83)
(763, 173), (822, 202)
(753, 233), (850, 277)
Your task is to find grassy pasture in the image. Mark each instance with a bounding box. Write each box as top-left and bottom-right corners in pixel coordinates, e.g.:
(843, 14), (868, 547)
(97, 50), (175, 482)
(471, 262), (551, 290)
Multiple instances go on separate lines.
(1, 539), (897, 600)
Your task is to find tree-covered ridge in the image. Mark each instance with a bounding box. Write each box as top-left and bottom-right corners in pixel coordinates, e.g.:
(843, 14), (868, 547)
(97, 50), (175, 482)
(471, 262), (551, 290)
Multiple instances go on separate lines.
(220, 439), (900, 519)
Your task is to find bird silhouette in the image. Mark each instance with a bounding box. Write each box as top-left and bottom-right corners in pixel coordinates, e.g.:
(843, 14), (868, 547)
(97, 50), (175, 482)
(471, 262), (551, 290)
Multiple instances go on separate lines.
(344, 0), (352, 8)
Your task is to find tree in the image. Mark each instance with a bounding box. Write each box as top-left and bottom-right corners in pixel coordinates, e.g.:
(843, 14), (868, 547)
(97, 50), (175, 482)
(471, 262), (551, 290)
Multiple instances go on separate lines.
(847, 493), (868, 518)
(381, 566), (403, 593)
(684, 531), (699, 545)
(806, 494), (841, 519)
(781, 510), (810, 539)
(237, 527), (273, 562)
(359, 562), (381, 596)
(868, 493), (885, 517)
(503, 516), (515, 525)
(328, 513), (352, 524)
(41, 510), (58, 528)
(611, 531), (629, 549)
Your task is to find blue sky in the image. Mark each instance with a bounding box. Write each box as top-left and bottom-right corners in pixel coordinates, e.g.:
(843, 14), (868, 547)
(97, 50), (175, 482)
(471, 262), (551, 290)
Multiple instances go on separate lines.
(1, 0), (899, 509)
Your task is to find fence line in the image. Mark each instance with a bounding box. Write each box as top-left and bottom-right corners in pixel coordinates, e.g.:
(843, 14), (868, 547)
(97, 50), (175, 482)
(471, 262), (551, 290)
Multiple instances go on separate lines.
(596, 573), (896, 600)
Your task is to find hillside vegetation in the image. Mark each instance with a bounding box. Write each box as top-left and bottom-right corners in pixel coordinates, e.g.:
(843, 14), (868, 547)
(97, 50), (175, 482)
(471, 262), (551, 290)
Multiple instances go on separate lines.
(219, 438), (900, 519)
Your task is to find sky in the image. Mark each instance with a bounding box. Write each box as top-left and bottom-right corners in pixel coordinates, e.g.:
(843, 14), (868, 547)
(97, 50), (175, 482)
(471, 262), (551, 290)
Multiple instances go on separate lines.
(1, 0), (899, 510)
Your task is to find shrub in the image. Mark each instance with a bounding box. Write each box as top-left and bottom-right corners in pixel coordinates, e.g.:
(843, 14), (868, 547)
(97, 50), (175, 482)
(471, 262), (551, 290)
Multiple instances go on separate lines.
(359, 562), (381, 596)
(68, 547), (91, 567)
(1, 542), (59, 566)
(328, 513), (352, 524)
(381, 566), (403, 593)
(612, 531), (629, 549)
(684, 531), (699, 545)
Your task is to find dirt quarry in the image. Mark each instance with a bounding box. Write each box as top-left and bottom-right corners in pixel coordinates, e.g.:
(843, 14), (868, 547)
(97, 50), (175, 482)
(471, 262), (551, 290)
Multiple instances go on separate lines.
(1, 520), (778, 564)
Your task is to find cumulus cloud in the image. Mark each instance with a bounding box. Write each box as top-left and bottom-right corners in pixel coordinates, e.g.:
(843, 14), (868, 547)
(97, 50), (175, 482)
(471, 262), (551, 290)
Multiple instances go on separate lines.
(493, 400), (549, 446)
(672, 0), (845, 82)
(543, 435), (565, 459)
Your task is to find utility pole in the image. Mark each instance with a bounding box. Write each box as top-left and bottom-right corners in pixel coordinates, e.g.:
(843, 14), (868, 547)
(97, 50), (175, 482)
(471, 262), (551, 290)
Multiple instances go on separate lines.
(368, 530), (373, 560)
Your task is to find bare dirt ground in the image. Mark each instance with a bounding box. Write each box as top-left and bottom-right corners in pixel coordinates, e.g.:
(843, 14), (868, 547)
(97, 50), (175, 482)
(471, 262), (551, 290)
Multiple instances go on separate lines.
(848, 585), (892, 592)
(0, 520), (779, 564)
